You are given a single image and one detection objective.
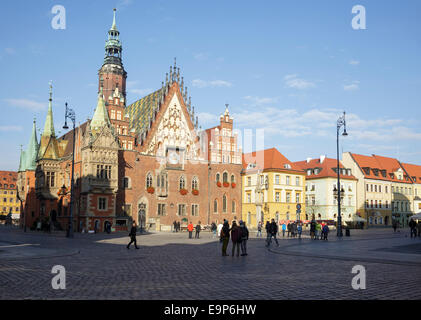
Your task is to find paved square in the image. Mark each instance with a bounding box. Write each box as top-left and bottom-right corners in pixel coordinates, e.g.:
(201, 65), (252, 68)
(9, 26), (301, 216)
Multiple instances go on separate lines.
(0, 226), (420, 300)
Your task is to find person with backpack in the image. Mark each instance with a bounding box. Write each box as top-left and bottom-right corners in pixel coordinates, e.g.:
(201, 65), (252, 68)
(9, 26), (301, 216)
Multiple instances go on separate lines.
(220, 220), (230, 256)
(239, 220), (249, 256)
(266, 219), (279, 247)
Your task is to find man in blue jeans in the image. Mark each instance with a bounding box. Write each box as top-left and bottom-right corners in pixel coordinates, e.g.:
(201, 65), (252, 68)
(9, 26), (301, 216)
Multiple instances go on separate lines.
(266, 219), (279, 247)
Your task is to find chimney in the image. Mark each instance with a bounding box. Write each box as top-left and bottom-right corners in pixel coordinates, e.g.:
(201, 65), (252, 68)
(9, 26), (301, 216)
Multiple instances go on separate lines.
(306, 157), (312, 163)
(320, 155), (326, 163)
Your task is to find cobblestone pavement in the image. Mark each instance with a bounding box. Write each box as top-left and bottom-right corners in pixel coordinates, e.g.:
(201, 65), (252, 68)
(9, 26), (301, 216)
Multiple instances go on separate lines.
(0, 226), (420, 300)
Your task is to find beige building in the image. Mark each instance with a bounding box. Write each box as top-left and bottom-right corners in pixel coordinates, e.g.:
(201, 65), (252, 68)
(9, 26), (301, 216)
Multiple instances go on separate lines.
(342, 153), (416, 227)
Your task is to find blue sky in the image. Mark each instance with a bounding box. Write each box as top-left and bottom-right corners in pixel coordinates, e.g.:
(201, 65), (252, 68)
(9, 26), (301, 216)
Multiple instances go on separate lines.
(1, 0), (420, 170)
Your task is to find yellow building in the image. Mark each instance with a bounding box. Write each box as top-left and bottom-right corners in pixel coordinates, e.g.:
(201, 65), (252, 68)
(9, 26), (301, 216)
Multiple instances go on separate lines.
(0, 171), (20, 222)
(242, 148), (306, 229)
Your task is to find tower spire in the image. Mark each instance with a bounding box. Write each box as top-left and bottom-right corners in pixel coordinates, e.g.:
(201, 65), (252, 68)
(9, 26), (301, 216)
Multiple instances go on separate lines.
(42, 81), (55, 138)
(111, 8), (117, 30)
(25, 118), (39, 170)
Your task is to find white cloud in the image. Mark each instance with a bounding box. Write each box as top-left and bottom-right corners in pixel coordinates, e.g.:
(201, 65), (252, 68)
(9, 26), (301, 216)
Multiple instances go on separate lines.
(197, 112), (217, 125)
(284, 74), (316, 89)
(243, 96), (278, 106)
(344, 81), (360, 91)
(0, 125), (22, 132)
(193, 53), (208, 61)
(192, 79), (232, 88)
(349, 60), (360, 65)
(4, 98), (46, 111)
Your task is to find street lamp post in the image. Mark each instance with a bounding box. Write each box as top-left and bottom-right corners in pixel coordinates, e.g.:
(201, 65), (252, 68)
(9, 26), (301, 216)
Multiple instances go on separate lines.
(63, 102), (76, 238)
(336, 111), (348, 237)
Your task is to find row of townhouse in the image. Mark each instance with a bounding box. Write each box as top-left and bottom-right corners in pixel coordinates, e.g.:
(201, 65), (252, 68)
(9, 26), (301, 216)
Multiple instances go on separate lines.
(240, 148), (421, 229)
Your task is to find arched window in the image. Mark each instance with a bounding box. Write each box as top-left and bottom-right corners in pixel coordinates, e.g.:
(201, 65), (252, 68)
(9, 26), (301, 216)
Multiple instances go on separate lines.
(214, 200), (218, 213)
(223, 172), (228, 183)
(192, 176), (198, 190)
(179, 176), (185, 190)
(231, 174), (235, 183)
(232, 200), (236, 213)
(223, 195), (227, 213)
(146, 173), (153, 188)
(216, 173), (220, 183)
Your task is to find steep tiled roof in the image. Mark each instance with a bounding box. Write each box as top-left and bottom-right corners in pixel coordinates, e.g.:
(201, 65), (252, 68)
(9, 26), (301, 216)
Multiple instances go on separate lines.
(125, 90), (160, 134)
(294, 157), (357, 180)
(400, 162), (421, 184)
(0, 171), (18, 189)
(350, 153), (412, 184)
(242, 148), (302, 172)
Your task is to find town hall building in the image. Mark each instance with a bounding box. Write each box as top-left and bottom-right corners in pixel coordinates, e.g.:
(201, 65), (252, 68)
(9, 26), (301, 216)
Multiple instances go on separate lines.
(17, 9), (242, 232)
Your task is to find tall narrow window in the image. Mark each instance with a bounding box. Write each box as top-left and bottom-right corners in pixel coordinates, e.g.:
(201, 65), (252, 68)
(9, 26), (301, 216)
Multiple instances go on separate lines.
(214, 200), (218, 213)
(179, 176), (185, 190)
(192, 177), (198, 190)
(146, 173), (153, 188)
(223, 195), (227, 213)
(232, 200), (236, 213)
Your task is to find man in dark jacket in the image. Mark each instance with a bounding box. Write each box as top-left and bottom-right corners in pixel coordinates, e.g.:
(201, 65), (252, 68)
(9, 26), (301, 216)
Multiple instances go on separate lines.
(221, 221), (230, 256)
(266, 219), (279, 247)
(127, 222), (139, 249)
(409, 219), (417, 238)
(231, 221), (242, 257)
(195, 221), (201, 239)
(239, 220), (249, 256)
(287, 223), (291, 237)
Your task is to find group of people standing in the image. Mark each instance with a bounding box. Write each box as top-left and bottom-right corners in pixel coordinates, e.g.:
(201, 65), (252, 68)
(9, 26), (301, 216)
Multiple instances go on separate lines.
(172, 221), (181, 232)
(219, 219), (249, 256)
(281, 221), (303, 238)
(309, 220), (330, 240)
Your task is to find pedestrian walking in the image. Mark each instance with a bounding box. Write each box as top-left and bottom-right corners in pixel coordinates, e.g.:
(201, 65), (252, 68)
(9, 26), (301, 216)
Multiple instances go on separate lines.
(173, 220), (177, 232)
(282, 223), (286, 237)
(287, 223), (291, 237)
(211, 222), (217, 238)
(266, 219), (279, 247)
(231, 221), (242, 257)
(195, 221), (201, 239)
(221, 220), (230, 256)
(257, 221), (262, 237)
(176, 221), (180, 232)
(409, 219), (417, 238)
(187, 222), (194, 239)
(392, 220), (397, 233)
(239, 220), (249, 256)
(127, 222), (139, 249)
(297, 223), (302, 239)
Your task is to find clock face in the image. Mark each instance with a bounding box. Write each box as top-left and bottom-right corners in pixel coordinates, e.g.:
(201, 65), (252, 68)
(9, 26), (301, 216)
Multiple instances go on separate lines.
(168, 151), (179, 165)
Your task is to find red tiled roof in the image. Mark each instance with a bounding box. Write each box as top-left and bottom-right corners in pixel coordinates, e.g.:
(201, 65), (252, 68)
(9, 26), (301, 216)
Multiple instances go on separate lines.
(400, 162), (421, 184)
(0, 171), (18, 189)
(293, 157), (357, 180)
(350, 153), (413, 184)
(242, 148), (302, 172)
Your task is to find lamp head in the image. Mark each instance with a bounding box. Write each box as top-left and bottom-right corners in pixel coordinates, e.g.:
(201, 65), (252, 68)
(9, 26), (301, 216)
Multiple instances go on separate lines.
(342, 129), (348, 136)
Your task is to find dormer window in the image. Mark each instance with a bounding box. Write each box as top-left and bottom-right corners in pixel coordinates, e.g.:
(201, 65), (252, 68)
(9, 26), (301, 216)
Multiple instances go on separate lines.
(363, 167), (370, 175)
(284, 164), (291, 169)
(381, 170), (386, 177)
(307, 169), (312, 176)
